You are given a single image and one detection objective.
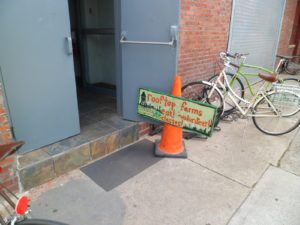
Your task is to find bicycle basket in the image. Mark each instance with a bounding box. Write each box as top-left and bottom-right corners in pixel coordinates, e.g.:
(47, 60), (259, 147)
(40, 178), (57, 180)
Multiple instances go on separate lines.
(271, 84), (300, 107)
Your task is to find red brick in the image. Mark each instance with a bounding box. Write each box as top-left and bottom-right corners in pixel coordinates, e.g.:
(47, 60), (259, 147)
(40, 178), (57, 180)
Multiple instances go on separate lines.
(0, 107), (6, 115)
(2, 133), (12, 142)
(1, 177), (18, 188)
(0, 124), (10, 131)
(3, 183), (19, 194)
(0, 116), (7, 124)
(138, 122), (151, 137)
(0, 155), (15, 167)
(0, 95), (15, 191)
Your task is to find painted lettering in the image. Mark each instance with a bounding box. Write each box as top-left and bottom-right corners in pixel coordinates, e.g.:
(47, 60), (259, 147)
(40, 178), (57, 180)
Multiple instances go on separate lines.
(180, 102), (202, 117)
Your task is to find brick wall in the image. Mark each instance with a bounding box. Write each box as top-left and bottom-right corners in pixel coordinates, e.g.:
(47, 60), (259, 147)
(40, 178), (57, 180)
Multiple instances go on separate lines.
(0, 84), (17, 192)
(178, 0), (233, 85)
(138, 122), (151, 137)
(277, 0), (300, 55)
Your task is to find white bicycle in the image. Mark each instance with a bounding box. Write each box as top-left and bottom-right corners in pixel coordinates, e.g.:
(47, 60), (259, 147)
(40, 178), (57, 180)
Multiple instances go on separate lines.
(182, 52), (300, 135)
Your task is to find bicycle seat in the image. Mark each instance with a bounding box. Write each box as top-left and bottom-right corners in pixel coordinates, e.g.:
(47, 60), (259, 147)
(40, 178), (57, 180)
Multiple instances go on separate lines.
(0, 141), (24, 161)
(258, 73), (277, 83)
(276, 55), (293, 60)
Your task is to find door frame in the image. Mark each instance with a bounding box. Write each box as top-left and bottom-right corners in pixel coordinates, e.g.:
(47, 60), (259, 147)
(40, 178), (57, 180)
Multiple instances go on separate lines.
(0, 66), (13, 137)
(114, 0), (123, 115)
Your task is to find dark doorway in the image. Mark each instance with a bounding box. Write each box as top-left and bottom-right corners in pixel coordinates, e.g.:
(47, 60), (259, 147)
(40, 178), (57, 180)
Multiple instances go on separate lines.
(68, 0), (118, 129)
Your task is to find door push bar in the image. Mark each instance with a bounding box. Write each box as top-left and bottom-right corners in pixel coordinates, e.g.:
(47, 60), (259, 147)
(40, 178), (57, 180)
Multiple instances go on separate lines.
(120, 25), (178, 47)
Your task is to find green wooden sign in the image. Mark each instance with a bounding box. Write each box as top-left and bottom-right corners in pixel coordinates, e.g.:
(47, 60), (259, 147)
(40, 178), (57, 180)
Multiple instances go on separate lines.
(137, 88), (217, 136)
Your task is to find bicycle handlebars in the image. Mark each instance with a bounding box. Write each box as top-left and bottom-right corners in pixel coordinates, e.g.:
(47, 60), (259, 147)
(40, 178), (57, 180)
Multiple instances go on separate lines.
(220, 52), (249, 69)
(226, 52), (249, 59)
(229, 62), (240, 68)
(226, 52), (236, 58)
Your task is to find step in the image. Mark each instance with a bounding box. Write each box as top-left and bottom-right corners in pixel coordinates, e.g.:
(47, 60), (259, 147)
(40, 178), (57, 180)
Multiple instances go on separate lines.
(16, 123), (139, 191)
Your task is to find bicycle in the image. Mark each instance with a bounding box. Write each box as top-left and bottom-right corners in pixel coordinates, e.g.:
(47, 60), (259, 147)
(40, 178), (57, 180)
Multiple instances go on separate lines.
(182, 53), (300, 135)
(207, 52), (300, 115)
(0, 141), (68, 225)
(277, 55), (300, 75)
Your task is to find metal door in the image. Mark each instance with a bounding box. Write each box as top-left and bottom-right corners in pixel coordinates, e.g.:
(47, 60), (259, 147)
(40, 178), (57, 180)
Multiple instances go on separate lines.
(117, 0), (180, 121)
(228, 0), (285, 81)
(0, 0), (80, 153)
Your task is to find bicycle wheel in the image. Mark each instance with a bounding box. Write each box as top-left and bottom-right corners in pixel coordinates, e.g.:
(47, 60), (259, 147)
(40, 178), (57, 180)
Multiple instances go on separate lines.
(282, 78), (300, 87)
(15, 219), (68, 225)
(284, 57), (300, 75)
(208, 73), (244, 115)
(181, 81), (224, 121)
(252, 91), (300, 135)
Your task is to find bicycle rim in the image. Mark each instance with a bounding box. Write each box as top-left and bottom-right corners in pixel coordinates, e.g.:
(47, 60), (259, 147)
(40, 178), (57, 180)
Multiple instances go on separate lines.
(282, 78), (300, 87)
(181, 81), (224, 120)
(252, 92), (300, 135)
(208, 73), (244, 114)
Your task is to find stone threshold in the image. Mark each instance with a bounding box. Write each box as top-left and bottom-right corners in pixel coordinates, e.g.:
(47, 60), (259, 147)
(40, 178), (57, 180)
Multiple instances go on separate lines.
(16, 123), (139, 191)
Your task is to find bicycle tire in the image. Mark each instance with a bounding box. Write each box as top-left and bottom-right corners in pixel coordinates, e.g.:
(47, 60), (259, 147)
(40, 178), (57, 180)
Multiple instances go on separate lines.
(208, 73), (244, 115)
(284, 57), (300, 75)
(282, 78), (300, 87)
(181, 81), (224, 123)
(252, 91), (300, 135)
(15, 218), (68, 225)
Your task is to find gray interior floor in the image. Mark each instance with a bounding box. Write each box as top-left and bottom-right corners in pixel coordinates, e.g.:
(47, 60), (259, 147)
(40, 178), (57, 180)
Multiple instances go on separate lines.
(42, 89), (134, 156)
(77, 88), (118, 129)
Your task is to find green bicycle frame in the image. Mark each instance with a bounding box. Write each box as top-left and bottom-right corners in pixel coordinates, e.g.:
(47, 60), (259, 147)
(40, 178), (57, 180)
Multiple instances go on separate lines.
(229, 62), (274, 96)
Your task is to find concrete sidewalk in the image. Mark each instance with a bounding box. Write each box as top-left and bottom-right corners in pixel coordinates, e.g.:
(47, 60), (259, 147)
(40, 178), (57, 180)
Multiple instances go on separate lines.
(26, 115), (300, 225)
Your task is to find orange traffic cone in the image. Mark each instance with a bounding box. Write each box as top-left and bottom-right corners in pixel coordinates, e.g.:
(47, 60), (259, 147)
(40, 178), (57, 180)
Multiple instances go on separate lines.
(154, 75), (187, 158)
